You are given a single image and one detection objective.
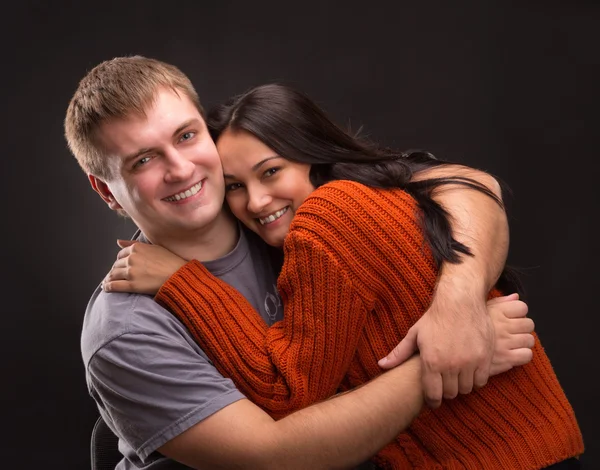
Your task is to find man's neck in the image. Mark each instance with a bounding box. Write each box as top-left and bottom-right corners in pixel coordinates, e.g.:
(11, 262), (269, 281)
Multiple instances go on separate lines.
(143, 210), (239, 263)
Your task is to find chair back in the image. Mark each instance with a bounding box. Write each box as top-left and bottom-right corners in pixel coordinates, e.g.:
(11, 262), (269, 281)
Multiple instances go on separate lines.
(91, 416), (122, 470)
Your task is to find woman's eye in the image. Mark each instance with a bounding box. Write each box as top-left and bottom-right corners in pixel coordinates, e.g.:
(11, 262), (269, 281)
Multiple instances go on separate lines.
(225, 182), (244, 192)
(264, 167), (280, 177)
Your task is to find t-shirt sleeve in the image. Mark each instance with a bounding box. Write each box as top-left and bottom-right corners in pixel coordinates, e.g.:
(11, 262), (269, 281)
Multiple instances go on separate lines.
(88, 330), (245, 461)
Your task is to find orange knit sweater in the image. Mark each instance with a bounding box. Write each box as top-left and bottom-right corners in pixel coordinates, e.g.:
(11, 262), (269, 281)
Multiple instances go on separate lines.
(156, 180), (583, 469)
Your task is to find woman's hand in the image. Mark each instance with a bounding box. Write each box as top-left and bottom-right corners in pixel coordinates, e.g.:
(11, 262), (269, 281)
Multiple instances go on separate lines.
(102, 239), (187, 295)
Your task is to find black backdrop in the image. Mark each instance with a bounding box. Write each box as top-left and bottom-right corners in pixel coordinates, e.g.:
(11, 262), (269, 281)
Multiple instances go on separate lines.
(2, 1), (597, 468)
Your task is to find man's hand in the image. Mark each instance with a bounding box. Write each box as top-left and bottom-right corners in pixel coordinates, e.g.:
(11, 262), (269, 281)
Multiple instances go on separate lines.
(380, 165), (513, 408)
(379, 292), (494, 408)
(378, 293), (535, 409)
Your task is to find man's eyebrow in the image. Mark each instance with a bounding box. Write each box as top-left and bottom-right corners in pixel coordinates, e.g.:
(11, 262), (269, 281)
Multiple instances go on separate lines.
(123, 147), (154, 165)
(223, 155), (282, 179)
(173, 118), (200, 138)
(123, 119), (201, 164)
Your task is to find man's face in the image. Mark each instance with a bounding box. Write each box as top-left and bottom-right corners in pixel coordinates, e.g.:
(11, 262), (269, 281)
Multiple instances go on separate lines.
(93, 88), (225, 242)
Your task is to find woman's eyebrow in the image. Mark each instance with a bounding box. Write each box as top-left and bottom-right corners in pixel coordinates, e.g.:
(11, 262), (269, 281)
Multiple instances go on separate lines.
(223, 155), (282, 179)
(252, 155), (282, 171)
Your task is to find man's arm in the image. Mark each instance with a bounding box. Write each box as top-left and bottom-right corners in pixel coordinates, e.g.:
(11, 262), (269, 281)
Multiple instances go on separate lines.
(87, 294), (412, 469)
(159, 356), (423, 470)
(90, 312), (419, 469)
(380, 165), (509, 408)
(160, 295), (534, 470)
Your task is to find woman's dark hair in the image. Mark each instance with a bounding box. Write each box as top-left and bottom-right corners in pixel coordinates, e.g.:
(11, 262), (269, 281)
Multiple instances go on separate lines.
(207, 83), (522, 295)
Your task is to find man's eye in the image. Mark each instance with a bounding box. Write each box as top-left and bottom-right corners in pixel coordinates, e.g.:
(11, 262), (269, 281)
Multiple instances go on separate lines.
(180, 131), (196, 142)
(225, 183), (244, 192)
(133, 156), (151, 168)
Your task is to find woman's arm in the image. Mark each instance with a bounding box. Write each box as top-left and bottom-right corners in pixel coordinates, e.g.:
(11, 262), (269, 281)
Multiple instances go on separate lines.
(156, 234), (371, 418)
(103, 179), (531, 421)
(101, 237), (370, 417)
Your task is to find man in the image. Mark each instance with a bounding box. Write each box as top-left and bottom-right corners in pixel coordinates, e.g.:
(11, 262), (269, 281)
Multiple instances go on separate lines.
(65, 56), (526, 469)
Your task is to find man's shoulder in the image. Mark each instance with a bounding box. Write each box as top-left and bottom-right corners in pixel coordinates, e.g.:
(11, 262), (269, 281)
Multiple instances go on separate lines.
(81, 287), (246, 466)
(81, 286), (186, 366)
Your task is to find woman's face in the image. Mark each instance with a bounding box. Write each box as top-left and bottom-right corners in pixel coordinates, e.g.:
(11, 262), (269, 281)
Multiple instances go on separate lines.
(217, 129), (315, 247)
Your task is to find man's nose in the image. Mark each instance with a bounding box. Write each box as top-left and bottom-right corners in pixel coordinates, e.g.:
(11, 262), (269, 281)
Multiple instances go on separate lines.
(164, 149), (194, 183)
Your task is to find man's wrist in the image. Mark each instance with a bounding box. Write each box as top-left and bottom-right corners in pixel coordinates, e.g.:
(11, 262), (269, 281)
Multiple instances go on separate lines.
(434, 270), (487, 307)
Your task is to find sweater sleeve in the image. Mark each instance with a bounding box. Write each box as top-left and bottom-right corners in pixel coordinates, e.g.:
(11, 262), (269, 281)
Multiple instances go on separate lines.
(155, 232), (370, 419)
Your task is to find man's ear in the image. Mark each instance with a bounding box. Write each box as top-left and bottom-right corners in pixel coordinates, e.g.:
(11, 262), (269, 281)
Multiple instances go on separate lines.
(88, 174), (123, 211)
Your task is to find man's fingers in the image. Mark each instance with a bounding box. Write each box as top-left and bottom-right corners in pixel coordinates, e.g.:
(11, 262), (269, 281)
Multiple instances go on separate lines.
(422, 372), (443, 409)
(378, 328), (418, 369)
(473, 367), (489, 389)
(457, 370), (475, 395)
(441, 371), (459, 400)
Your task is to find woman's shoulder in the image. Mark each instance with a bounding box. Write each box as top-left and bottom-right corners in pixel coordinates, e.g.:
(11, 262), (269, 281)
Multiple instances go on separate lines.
(303, 180), (416, 212)
(292, 180), (419, 236)
(312, 179), (370, 195)
(306, 180), (374, 206)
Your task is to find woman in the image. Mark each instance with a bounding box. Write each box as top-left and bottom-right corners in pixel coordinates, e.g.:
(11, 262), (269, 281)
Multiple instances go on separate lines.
(104, 84), (583, 469)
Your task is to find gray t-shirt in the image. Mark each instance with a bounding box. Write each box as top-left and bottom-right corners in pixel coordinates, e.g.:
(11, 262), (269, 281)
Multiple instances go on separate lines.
(82, 225), (282, 469)
(202, 226), (283, 326)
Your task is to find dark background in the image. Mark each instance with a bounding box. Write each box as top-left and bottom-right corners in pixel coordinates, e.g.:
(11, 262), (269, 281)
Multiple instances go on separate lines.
(2, 1), (597, 468)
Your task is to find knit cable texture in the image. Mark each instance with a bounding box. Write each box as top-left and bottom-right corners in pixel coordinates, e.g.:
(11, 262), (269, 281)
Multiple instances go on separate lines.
(156, 180), (583, 469)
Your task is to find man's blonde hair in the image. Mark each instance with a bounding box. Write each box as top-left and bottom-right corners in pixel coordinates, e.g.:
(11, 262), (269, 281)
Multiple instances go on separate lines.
(64, 55), (204, 179)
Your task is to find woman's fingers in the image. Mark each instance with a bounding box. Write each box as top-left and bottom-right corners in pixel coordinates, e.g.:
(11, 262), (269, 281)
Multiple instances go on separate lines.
(507, 333), (535, 350)
(104, 267), (128, 283)
(507, 317), (535, 334)
(117, 239), (137, 249)
(487, 293), (519, 305)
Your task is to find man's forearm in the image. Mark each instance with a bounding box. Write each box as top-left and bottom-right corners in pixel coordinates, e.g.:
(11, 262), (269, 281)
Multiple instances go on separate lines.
(268, 356), (423, 469)
(414, 165), (509, 296)
(163, 356), (423, 469)
(376, 165), (509, 405)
